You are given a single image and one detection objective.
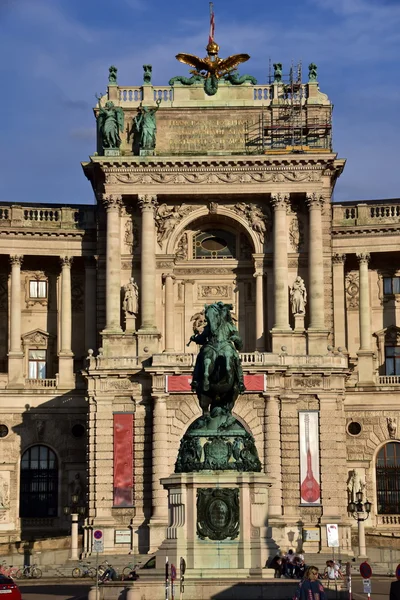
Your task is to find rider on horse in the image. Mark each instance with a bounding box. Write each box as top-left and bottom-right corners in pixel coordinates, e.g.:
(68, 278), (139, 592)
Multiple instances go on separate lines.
(189, 302), (245, 394)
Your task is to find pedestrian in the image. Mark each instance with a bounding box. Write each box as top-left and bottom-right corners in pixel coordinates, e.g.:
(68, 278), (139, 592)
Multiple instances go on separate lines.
(267, 553), (284, 578)
(293, 566), (327, 600)
(390, 579), (400, 600)
(285, 549), (296, 578)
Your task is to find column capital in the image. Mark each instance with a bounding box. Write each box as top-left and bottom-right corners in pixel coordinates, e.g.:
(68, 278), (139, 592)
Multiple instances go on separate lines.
(102, 194), (122, 210)
(270, 192), (290, 210)
(138, 194), (158, 211)
(162, 273), (175, 284)
(10, 255), (23, 267)
(60, 256), (73, 268)
(306, 192), (325, 209)
(332, 253), (346, 265)
(356, 252), (370, 265)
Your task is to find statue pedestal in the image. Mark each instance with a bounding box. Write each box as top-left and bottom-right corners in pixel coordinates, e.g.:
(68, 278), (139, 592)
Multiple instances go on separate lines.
(294, 313), (305, 331)
(155, 471), (276, 578)
(125, 313), (137, 333)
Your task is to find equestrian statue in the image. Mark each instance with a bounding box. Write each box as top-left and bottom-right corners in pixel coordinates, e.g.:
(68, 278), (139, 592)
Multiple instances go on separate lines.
(187, 302), (245, 415)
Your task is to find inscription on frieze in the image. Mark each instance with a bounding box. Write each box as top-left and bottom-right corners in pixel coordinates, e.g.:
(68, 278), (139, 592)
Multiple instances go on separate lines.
(165, 118), (248, 153)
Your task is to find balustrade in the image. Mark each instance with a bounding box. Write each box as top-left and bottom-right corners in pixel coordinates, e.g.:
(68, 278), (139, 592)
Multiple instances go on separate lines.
(378, 375), (400, 385)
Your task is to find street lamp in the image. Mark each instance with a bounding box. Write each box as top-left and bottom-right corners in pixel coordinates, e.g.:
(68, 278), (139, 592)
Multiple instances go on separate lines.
(64, 494), (86, 561)
(347, 489), (371, 558)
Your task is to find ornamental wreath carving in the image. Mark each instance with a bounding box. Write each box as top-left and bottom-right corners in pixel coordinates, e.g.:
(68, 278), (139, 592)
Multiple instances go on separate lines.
(197, 488), (239, 541)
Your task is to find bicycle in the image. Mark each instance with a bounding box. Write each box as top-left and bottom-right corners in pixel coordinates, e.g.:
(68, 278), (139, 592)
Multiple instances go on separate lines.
(15, 563), (42, 579)
(122, 562), (139, 580)
(72, 561), (96, 579)
(0, 561), (19, 579)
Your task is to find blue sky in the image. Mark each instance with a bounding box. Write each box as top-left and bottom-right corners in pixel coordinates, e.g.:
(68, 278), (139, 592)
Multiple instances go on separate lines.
(0, 0), (399, 205)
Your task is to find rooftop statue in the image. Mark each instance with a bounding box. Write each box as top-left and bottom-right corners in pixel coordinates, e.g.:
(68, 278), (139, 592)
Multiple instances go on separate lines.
(170, 6), (255, 96)
(134, 98), (161, 153)
(95, 95), (124, 150)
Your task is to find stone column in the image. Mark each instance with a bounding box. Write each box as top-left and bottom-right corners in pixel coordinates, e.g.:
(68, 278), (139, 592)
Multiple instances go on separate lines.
(58, 256), (74, 388)
(332, 254), (346, 350)
(7, 255), (24, 388)
(306, 192), (325, 329)
(357, 252), (371, 350)
(138, 194), (158, 331)
(356, 252), (375, 384)
(271, 193), (291, 353)
(103, 194), (122, 331)
(70, 513), (79, 560)
(264, 394), (282, 518)
(84, 257), (97, 354)
(254, 271), (264, 351)
(150, 394), (169, 551)
(163, 273), (175, 352)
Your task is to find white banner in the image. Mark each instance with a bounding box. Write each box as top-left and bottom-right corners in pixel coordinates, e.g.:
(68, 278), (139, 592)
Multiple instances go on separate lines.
(326, 523), (340, 548)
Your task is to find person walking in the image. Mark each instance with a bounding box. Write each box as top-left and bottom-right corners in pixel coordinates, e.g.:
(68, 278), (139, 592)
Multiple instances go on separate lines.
(293, 566), (327, 600)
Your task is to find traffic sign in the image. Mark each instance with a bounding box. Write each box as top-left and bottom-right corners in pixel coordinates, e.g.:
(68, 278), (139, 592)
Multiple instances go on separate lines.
(360, 561), (372, 579)
(93, 529), (103, 540)
(171, 564), (177, 581)
(93, 539), (104, 553)
(363, 579), (372, 594)
(396, 563), (400, 580)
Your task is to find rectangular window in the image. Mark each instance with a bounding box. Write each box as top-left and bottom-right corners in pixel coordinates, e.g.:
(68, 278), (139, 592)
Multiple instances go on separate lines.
(385, 346), (400, 375)
(29, 280), (47, 299)
(384, 277), (400, 295)
(28, 350), (46, 379)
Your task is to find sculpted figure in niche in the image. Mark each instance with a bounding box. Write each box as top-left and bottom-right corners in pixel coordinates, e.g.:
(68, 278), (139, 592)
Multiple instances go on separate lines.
(346, 469), (366, 503)
(0, 476), (10, 509)
(387, 417), (397, 439)
(123, 278), (139, 316)
(156, 204), (182, 244)
(290, 276), (307, 315)
(69, 473), (86, 505)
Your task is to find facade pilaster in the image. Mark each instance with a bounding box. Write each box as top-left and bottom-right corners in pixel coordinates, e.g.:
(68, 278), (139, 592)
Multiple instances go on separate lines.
(332, 254), (346, 350)
(58, 256), (74, 389)
(84, 257), (97, 354)
(254, 269), (265, 351)
(264, 394), (282, 519)
(149, 394), (169, 551)
(138, 194), (158, 331)
(103, 194), (122, 332)
(163, 273), (175, 352)
(7, 255), (24, 388)
(356, 252), (375, 384)
(306, 192), (328, 354)
(271, 192), (291, 353)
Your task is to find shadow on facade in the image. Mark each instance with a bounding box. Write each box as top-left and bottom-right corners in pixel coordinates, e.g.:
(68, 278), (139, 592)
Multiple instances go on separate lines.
(11, 391), (88, 558)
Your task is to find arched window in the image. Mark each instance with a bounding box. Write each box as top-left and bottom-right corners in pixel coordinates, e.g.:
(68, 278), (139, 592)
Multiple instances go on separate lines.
(20, 445), (58, 518)
(376, 442), (400, 514)
(194, 229), (236, 259)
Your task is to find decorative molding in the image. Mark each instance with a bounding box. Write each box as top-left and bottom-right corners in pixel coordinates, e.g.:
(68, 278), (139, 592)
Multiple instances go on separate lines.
(102, 194), (122, 210)
(332, 253), (346, 265)
(24, 271), (48, 308)
(345, 272), (359, 310)
(270, 192), (290, 210)
(60, 256), (73, 269)
(155, 204), (195, 246)
(306, 192), (325, 209)
(232, 203), (271, 244)
(356, 252), (371, 264)
(293, 377), (322, 389)
(10, 255), (23, 267)
(138, 194), (158, 211)
(198, 285), (232, 299)
(176, 268), (231, 275)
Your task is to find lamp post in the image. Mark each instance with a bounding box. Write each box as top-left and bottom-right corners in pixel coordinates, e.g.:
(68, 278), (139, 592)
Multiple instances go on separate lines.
(64, 494), (86, 561)
(347, 490), (372, 559)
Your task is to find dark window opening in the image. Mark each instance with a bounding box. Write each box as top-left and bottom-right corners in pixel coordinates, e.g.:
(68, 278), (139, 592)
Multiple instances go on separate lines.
(376, 442), (400, 514)
(20, 445), (58, 518)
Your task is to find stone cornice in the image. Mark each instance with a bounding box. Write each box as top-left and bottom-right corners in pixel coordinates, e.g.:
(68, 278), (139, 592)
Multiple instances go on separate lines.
(84, 154), (343, 187)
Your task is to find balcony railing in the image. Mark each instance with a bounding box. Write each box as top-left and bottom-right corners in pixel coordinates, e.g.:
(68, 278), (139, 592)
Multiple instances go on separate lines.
(25, 378), (57, 388)
(376, 514), (400, 526)
(333, 202), (400, 227)
(0, 205), (96, 230)
(378, 375), (400, 385)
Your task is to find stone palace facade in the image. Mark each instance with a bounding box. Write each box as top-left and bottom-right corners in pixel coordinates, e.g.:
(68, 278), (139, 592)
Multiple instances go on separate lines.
(0, 62), (399, 559)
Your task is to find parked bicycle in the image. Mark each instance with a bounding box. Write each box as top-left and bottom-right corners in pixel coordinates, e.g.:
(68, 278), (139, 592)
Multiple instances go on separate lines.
(122, 562), (139, 580)
(0, 561), (19, 579)
(72, 561), (96, 579)
(15, 563), (42, 579)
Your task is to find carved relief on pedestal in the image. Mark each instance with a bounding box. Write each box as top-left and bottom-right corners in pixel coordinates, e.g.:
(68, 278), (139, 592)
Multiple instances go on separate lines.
(198, 285), (232, 300)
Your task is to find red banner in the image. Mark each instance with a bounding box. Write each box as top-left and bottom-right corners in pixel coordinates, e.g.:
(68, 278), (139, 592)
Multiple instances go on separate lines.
(113, 413), (134, 507)
(166, 374), (265, 393)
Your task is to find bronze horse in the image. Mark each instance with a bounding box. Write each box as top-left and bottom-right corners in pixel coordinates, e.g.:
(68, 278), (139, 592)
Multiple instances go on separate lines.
(188, 302), (245, 415)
